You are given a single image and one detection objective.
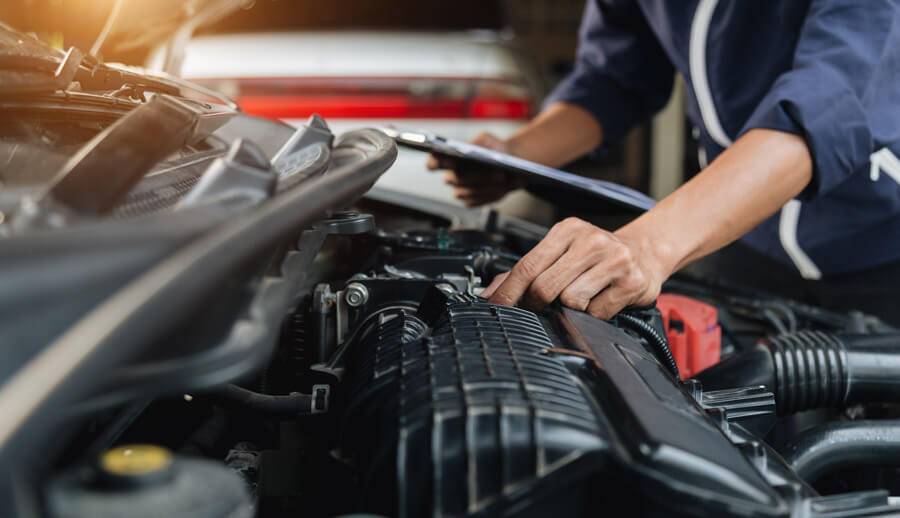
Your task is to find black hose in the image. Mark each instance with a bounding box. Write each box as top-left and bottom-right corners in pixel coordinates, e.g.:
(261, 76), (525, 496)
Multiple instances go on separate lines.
(783, 420), (900, 484)
(695, 331), (900, 415)
(767, 331), (847, 413)
(616, 313), (680, 378)
(210, 385), (314, 418)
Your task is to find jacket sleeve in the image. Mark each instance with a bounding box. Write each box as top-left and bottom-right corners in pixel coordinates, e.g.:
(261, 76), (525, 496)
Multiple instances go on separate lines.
(739, 0), (900, 197)
(545, 0), (675, 146)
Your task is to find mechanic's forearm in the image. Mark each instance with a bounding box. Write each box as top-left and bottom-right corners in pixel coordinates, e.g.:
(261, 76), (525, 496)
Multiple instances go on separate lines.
(506, 102), (603, 167)
(617, 128), (813, 277)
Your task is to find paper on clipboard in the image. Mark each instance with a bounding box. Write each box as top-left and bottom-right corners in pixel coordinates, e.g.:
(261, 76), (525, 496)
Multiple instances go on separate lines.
(384, 128), (656, 212)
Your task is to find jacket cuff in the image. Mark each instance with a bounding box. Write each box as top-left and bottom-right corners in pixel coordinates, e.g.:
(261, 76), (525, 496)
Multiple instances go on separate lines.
(739, 70), (872, 199)
(545, 68), (645, 146)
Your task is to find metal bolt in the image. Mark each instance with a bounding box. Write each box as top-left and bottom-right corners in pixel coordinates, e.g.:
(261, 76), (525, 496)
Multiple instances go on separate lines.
(344, 283), (369, 307)
(435, 283), (457, 295)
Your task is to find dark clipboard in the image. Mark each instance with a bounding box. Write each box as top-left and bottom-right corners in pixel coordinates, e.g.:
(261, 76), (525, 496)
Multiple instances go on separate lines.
(384, 128), (656, 212)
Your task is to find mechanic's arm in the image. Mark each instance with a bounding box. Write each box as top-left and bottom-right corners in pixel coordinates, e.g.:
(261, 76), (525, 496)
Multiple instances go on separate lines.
(427, 102), (602, 206)
(505, 102), (603, 168)
(484, 0), (897, 318)
(430, 0), (674, 206)
(482, 129), (813, 318)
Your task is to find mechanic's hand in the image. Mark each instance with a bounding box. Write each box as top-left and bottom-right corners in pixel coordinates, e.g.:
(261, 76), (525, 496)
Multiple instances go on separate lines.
(481, 218), (664, 319)
(426, 132), (524, 207)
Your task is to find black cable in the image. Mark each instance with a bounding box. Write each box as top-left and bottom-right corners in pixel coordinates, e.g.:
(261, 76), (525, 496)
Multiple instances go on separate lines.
(769, 301), (798, 333)
(762, 307), (789, 335)
(209, 385), (314, 418)
(616, 313), (680, 378)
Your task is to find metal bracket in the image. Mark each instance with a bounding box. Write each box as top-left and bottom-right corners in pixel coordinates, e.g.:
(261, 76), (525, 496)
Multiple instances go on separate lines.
(311, 384), (330, 414)
(699, 385), (776, 437)
(178, 139), (276, 209)
(272, 115), (334, 166)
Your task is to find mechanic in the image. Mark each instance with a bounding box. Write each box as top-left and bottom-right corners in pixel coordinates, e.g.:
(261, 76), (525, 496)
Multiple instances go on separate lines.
(429, 1), (900, 325)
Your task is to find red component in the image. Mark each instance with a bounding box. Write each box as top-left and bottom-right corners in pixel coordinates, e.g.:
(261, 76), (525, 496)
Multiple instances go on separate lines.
(657, 294), (722, 377)
(236, 95), (531, 120)
(237, 95), (461, 119)
(198, 76), (533, 120)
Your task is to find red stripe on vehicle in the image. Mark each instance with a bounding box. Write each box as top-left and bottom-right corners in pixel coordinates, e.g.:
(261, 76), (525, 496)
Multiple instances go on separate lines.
(237, 95), (531, 120)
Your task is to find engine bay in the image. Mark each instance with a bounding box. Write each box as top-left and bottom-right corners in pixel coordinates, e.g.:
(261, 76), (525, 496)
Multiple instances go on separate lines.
(40, 198), (900, 518)
(4, 20), (900, 518)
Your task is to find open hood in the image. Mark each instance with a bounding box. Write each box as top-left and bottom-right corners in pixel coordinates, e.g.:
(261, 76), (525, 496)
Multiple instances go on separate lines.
(95, 0), (251, 75)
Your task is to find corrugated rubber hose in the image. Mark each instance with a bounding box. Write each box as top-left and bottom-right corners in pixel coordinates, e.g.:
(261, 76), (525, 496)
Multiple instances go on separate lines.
(617, 312), (681, 379)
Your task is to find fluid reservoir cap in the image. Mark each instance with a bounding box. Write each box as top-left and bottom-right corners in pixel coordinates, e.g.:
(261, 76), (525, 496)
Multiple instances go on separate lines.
(99, 445), (173, 481)
(48, 452), (253, 518)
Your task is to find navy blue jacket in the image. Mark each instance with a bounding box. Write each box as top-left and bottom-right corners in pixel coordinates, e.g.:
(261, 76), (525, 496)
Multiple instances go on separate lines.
(547, 0), (900, 278)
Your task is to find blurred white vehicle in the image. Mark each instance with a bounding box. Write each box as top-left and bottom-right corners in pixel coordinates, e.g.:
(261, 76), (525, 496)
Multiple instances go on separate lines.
(164, 31), (541, 204)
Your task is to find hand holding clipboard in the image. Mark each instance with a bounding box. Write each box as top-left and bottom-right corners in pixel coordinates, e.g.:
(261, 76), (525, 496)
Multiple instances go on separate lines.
(383, 128), (656, 213)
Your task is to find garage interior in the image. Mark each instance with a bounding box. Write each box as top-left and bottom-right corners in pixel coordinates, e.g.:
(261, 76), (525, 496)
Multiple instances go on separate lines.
(1, 2), (899, 518)
(1, 0), (688, 201)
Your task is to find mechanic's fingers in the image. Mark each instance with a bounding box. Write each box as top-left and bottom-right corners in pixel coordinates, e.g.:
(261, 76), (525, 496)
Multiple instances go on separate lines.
(558, 264), (617, 312)
(582, 260), (654, 320)
(524, 225), (621, 307)
(453, 185), (508, 201)
(457, 193), (506, 208)
(480, 272), (509, 299)
(526, 249), (599, 307)
(431, 133), (505, 173)
(586, 286), (631, 320)
(427, 154), (456, 171)
(471, 132), (506, 150)
(431, 132), (504, 171)
(488, 228), (575, 307)
(443, 169), (507, 187)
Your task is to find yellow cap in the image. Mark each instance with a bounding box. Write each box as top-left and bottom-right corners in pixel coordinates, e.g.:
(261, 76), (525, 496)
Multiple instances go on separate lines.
(100, 445), (173, 477)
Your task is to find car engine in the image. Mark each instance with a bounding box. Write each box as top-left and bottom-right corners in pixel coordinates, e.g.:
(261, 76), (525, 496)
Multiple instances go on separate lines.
(3, 28), (900, 515)
(41, 204), (900, 518)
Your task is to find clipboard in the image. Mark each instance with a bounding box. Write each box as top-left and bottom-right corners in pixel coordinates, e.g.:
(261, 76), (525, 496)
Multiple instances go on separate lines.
(384, 128), (656, 212)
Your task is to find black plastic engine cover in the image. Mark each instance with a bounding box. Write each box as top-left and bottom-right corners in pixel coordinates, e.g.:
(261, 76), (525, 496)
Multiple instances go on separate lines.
(343, 302), (608, 517)
(341, 299), (897, 518)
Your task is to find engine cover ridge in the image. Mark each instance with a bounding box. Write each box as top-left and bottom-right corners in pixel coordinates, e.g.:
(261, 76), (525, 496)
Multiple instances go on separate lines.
(343, 301), (609, 517)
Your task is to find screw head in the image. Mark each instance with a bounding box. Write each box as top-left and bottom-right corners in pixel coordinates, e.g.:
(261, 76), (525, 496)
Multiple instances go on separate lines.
(344, 283), (369, 307)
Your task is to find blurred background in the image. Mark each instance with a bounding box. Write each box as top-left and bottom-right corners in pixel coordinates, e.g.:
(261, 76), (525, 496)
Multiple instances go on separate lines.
(0, 0), (690, 222)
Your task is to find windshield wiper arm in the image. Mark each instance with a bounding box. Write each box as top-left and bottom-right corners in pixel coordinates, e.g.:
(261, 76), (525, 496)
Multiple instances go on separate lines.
(75, 56), (181, 98)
